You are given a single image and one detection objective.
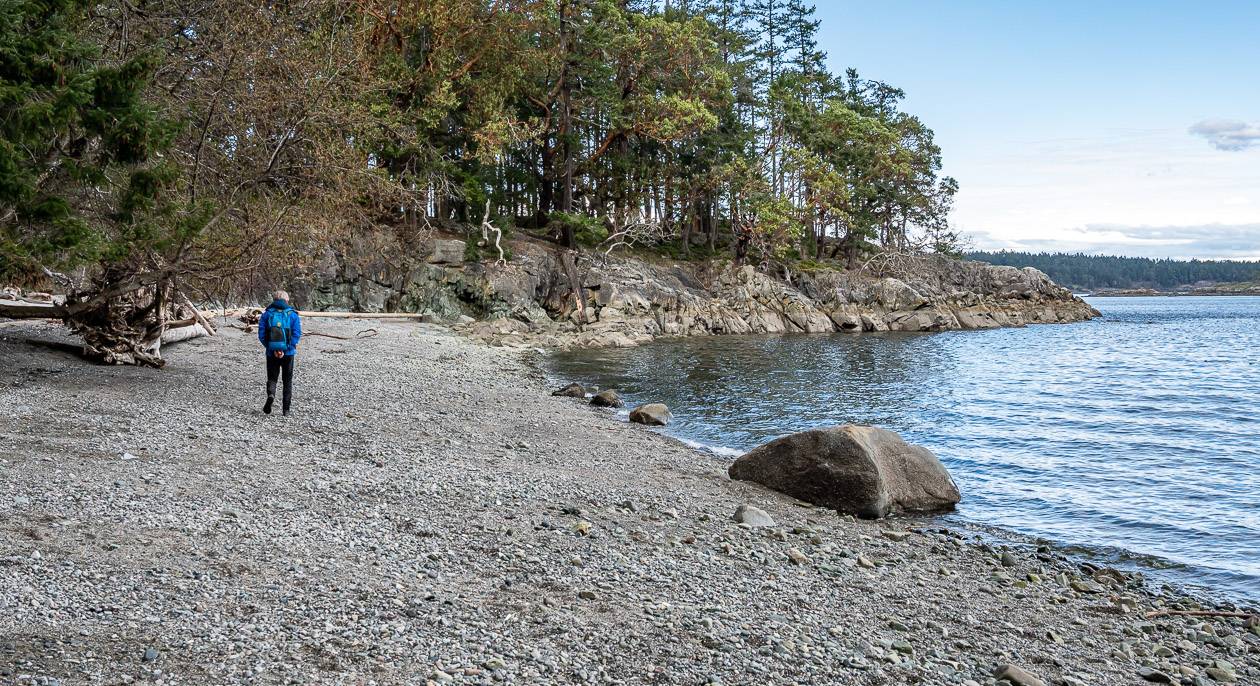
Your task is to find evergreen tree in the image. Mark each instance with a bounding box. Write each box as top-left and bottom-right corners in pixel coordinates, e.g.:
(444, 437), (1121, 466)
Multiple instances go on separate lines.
(0, 0), (181, 283)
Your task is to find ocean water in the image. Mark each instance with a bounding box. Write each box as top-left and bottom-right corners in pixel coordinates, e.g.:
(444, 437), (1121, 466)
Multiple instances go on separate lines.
(547, 296), (1260, 603)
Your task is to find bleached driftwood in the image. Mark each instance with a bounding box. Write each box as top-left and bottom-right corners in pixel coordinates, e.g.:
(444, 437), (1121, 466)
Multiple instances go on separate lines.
(297, 311), (426, 319)
(141, 320), (212, 357)
(479, 204), (507, 266)
(0, 299), (65, 319)
(161, 322), (212, 344)
(179, 293), (216, 336)
(24, 319), (211, 361)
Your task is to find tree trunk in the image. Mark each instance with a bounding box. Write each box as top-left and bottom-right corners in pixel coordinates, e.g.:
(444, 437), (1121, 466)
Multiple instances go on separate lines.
(558, 0), (576, 250)
(560, 250), (587, 325)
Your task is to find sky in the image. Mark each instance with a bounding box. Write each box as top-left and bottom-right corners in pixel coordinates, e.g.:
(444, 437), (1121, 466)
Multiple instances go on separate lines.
(813, 1), (1260, 259)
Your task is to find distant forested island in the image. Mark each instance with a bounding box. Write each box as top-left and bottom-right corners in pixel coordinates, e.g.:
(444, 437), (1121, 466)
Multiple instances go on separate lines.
(969, 251), (1260, 292)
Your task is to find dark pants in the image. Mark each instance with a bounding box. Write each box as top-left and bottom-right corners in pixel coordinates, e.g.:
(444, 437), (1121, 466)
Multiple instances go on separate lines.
(265, 354), (295, 412)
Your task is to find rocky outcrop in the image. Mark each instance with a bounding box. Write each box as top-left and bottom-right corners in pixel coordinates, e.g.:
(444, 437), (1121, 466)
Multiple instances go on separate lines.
(293, 233), (1098, 348)
(727, 425), (961, 519)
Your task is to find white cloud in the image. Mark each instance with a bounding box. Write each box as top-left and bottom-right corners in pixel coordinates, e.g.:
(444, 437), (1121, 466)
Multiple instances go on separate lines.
(1189, 119), (1260, 151)
(972, 223), (1260, 260)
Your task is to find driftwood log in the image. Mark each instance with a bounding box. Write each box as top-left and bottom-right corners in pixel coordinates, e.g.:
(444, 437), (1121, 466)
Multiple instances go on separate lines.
(6, 295), (216, 365)
(24, 320), (212, 360)
(238, 307), (428, 322)
(0, 300), (65, 319)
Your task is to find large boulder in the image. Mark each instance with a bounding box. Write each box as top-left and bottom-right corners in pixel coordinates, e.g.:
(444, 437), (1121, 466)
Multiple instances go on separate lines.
(629, 403), (672, 426)
(727, 425), (960, 519)
(590, 390), (623, 408)
(552, 383), (586, 398)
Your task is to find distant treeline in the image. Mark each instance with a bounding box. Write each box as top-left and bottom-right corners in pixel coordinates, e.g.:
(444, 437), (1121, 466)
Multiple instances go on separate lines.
(968, 251), (1260, 291)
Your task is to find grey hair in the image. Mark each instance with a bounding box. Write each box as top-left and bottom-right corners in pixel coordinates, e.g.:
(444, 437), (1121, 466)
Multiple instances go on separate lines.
(272, 289), (290, 301)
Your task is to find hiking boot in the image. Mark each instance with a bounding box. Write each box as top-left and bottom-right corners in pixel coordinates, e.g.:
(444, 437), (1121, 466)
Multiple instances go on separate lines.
(263, 396), (274, 415)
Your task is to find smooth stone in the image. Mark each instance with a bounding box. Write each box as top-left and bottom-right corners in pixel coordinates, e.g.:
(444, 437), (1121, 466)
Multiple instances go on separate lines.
(629, 403), (672, 426)
(993, 663), (1045, 686)
(1139, 668), (1174, 684)
(1204, 667), (1237, 683)
(732, 504), (776, 527)
(590, 390), (623, 408)
(552, 382), (585, 398)
(786, 548), (810, 565)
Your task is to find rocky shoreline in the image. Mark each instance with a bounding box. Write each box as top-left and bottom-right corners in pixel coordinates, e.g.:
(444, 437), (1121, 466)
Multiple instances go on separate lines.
(1, 318), (1255, 686)
(295, 236), (1100, 349)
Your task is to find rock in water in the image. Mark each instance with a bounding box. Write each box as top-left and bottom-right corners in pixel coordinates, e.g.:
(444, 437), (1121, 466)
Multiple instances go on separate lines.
(727, 425), (960, 519)
(732, 504), (776, 527)
(629, 403), (672, 426)
(552, 382), (586, 398)
(590, 390), (623, 408)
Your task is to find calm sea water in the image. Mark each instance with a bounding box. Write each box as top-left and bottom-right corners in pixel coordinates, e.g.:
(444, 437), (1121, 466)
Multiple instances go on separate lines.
(548, 296), (1260, 602)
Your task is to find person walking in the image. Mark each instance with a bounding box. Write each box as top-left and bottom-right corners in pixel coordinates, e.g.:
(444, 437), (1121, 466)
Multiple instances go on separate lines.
(258, 290), (302, 415)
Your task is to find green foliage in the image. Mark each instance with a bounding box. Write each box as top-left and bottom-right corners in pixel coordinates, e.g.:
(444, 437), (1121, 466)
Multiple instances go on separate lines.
(548, 211), (607, 248)
(0, 0), (185, 283)
(1, 0), (966, 304)
(656, 239), (723, 262)
(795, 258), (828, 273)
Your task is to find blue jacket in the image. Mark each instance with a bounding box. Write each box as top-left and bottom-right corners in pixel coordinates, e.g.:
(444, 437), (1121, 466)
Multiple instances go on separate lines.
(258, 301), (302, 356)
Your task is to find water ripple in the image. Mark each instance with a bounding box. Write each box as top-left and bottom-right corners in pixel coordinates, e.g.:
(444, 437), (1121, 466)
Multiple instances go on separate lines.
(549, 296), (1260, 603)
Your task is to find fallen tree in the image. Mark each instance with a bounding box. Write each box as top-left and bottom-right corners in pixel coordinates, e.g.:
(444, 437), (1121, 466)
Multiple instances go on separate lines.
(0, 300), (63, 319)
(4, 281), (217, 367)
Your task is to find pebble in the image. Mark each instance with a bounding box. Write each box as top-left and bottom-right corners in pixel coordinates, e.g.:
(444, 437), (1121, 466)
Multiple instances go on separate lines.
(994, 663), (1046, 686)
(1204, 667), (1237, 683)
(732, 504), (776, 527)
(1138, 667), (1173, 683)
(1, 319), (1250, 686)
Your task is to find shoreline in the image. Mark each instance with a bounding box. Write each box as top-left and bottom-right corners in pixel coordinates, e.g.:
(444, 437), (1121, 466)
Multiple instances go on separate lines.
(1082, 292), (1260, 298)
(533, 348), (1257, 610)
(2, 318), (1257, 685)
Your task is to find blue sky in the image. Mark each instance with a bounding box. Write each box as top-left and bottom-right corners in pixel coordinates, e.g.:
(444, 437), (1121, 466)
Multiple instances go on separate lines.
(814, 1), (1260, 258)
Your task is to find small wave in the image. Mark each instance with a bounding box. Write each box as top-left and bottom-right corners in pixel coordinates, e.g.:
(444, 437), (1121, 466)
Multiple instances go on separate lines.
(678, 438), (744, 459)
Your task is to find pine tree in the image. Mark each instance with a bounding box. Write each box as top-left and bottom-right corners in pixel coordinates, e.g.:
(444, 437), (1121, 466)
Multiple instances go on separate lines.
(0, 0), (179, 283)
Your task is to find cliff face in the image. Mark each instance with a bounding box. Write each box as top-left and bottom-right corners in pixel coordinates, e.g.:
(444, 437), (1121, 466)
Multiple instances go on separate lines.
(296, 236), (1099, 348)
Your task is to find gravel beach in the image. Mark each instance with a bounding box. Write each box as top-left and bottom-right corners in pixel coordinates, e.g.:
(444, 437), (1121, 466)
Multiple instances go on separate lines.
(1, 318), (1256, 686)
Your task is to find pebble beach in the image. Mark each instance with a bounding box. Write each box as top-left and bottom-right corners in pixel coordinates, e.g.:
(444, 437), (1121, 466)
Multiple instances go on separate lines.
(1, 318), (1256, 685)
